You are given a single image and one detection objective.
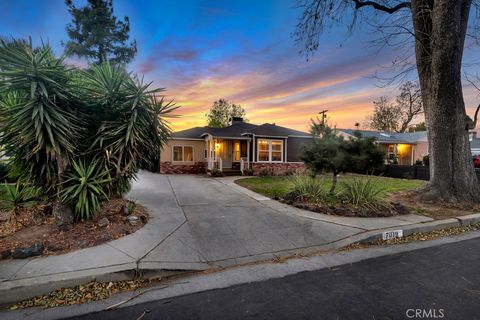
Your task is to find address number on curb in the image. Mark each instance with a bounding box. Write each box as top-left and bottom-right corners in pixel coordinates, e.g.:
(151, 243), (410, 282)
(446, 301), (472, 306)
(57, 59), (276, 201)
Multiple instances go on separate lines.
(382, 230), (403, 241)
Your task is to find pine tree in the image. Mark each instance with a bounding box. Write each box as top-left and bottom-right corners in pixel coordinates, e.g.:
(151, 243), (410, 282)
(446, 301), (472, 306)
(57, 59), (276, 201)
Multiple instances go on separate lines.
(64, 0), (137, 64)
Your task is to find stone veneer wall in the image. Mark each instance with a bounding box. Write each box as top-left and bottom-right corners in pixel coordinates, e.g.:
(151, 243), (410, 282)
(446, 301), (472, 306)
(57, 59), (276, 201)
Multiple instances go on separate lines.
(251, 162), (305, 176)
(160, 162), (206, 174)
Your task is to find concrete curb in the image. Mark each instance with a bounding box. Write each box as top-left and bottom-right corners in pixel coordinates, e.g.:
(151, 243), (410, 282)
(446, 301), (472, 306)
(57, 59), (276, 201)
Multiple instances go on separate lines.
(2, 210), (478, 306)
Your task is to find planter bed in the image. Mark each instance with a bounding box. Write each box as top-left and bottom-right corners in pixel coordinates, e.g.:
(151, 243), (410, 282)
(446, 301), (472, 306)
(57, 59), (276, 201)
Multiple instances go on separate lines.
(0, 197), (148, 260)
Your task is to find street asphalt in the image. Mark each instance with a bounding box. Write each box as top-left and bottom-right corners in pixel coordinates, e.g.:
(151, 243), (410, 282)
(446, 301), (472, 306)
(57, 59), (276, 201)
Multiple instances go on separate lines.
(64, 237), (480, 320)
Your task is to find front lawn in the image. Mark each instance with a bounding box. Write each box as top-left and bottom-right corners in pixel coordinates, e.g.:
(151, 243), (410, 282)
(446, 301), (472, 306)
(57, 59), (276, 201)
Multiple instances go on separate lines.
(236, 174), (425, 199)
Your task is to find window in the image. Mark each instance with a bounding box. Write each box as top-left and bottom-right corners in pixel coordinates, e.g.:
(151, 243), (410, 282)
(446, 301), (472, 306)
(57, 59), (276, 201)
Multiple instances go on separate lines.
(204, 149), (208, 159)
(257, 139), (283, 162)
(271, 141), (282, 161)
(172, 146), (194, 162)
(234, 142), (240, 161)
(258, 139), (270, 161)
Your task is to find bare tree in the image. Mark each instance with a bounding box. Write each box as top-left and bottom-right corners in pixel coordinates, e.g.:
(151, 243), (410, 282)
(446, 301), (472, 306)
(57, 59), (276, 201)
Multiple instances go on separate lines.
(369, 81), (423, 132)
(294, 0), (480, 203)
(369, 96), (401, 131)
(396, 81), (423, 132)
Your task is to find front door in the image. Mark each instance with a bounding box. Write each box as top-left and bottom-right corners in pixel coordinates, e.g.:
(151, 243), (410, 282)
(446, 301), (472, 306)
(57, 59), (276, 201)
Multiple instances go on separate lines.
(220, 140), (232, 169)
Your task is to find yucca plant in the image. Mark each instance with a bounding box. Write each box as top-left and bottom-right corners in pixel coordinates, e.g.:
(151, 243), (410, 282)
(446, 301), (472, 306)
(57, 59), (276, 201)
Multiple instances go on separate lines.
(289, 174), (327, 203)
(0, 38), (82, 195)
(339, 178), (390, 211)
(61, 160), (110, 220)
(82, 63), (177, 195)
(4, 181), (41, 224)
(0, 38), (177, 220)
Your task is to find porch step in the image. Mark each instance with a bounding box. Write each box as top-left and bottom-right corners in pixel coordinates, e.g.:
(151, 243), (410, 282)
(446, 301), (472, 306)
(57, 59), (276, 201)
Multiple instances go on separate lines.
(222, 169), (243, 176)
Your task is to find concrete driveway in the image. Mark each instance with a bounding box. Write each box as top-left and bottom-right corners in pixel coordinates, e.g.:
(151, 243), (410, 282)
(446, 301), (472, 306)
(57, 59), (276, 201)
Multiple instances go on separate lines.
(129, 172), (367, 270)
(0, 171), (435, 305)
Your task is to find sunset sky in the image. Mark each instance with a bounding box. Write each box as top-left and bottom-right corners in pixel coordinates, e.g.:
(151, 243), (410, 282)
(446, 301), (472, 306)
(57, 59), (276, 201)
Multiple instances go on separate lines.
(2, 0), (480, 132)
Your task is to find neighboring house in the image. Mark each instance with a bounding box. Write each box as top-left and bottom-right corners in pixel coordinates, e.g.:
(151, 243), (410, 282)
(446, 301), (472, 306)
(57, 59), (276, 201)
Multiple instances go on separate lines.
(337, 129), (429, 165)
(160, 117), (312, 175)
(470, 131), (480, 155)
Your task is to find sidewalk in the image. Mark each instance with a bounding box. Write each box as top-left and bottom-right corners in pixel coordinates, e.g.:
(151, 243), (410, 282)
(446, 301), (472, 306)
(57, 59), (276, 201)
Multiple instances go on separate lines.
(1, 172), (479, 305)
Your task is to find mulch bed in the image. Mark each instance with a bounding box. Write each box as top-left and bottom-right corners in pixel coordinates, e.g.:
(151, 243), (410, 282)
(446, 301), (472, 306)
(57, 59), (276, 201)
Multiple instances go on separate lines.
(0, 197), (148, 260)
(281, 199), (410, 218)
(389, 191), (480, 219)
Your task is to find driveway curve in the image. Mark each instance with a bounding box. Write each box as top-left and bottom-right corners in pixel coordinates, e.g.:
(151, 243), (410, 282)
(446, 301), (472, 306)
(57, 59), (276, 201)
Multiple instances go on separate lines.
(129, 172), (365, 271)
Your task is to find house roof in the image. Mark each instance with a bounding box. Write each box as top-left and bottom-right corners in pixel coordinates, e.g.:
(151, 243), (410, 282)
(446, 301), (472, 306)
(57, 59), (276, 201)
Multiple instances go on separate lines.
(338, 129), (427, 144)
(245, 123), (310, 137)
(170, 121), (310, 140)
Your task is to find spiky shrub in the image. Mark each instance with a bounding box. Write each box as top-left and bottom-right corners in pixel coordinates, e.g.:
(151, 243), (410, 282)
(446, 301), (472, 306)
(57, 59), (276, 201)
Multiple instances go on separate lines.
(80, 63), (176, 195)
(61, 160), (110, 220)
(286, 174), (327, 203)
(0, 39), (81, 195)
(339, 178), (390, 211)
(0, 39), (177, 219)
(4, 181), (41, 222)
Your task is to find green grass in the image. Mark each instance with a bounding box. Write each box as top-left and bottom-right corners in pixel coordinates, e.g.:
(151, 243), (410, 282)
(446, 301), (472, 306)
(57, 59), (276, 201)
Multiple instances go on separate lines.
(235, 174), (425, 198)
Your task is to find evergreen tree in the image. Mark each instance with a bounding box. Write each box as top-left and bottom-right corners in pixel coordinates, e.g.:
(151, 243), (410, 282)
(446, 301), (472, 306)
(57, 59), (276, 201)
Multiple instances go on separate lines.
(64, 0), (137, 64)
(301, 121), (384, 193)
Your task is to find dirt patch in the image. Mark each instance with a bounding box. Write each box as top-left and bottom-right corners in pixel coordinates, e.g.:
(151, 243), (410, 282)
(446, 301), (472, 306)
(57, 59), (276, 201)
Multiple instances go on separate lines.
(389, 191), (480, 219)
(281, 199), (409, 218)
(0, 197), (148, 259)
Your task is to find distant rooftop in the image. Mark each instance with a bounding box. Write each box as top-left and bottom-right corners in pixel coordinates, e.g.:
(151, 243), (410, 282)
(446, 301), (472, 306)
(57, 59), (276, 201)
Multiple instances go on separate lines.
(338, 129), (427, 144)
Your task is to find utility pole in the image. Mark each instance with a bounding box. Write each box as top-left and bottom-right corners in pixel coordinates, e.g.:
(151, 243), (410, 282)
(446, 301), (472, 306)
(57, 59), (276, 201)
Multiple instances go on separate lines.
(318, 109), (328, 127)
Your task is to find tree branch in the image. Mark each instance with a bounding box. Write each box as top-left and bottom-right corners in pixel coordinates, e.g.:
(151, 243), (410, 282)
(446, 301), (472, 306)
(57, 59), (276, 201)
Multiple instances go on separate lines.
(474, 104), (480, 128)
(352, 0), (411, 14)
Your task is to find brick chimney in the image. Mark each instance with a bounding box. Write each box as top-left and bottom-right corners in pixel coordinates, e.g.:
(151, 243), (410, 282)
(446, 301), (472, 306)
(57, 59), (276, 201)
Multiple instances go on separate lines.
(229, 117), (244, 126)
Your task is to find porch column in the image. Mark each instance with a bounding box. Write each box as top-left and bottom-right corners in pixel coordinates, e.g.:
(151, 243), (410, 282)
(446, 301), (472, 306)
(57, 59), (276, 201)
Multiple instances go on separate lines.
(247, 139), (250, 166)
(205, 139), (208, 160)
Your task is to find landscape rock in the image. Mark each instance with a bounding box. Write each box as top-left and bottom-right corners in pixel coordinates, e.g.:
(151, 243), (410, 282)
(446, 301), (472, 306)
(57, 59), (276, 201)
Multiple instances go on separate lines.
(119, 204), (130, 216)
(97, 217), (110, 227)
(333, 207), (355, 217)
(1, 250), (11, 260)
(52, 203), (74, 230)
(46, 243), (62, 252)
(391, 202), (410, 215)
(0, 212), (9, 223)
(76, 240), (90, 248)
(99, 234), (112, 242)
(12, 243), (44, 259)
(127, 215), (139, 226)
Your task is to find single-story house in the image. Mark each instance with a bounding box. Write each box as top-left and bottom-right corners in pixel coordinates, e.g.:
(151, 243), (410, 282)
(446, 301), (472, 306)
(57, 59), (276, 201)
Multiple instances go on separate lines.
(160, 117), (313, 175)
(337, 129), (429, 165)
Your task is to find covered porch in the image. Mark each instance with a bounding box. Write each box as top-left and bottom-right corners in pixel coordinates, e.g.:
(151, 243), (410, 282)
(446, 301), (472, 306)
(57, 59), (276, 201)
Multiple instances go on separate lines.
(204, 135), (251, 172)
(382, 143), (415, 165)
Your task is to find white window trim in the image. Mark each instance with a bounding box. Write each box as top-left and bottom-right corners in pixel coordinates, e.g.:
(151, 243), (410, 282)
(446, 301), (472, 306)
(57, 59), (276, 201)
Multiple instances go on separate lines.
(256, 139), (284, 163)
(172, 145), (194, 163)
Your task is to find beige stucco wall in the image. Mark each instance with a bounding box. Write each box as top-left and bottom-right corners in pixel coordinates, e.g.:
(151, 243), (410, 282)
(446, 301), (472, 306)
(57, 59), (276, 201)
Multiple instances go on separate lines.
(160, 139), (207, 164)
(414, 141), (428, 162)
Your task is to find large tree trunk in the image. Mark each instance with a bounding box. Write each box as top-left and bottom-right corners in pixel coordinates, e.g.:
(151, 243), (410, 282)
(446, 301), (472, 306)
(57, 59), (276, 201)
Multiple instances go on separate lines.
(411, 0), (480, 202)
